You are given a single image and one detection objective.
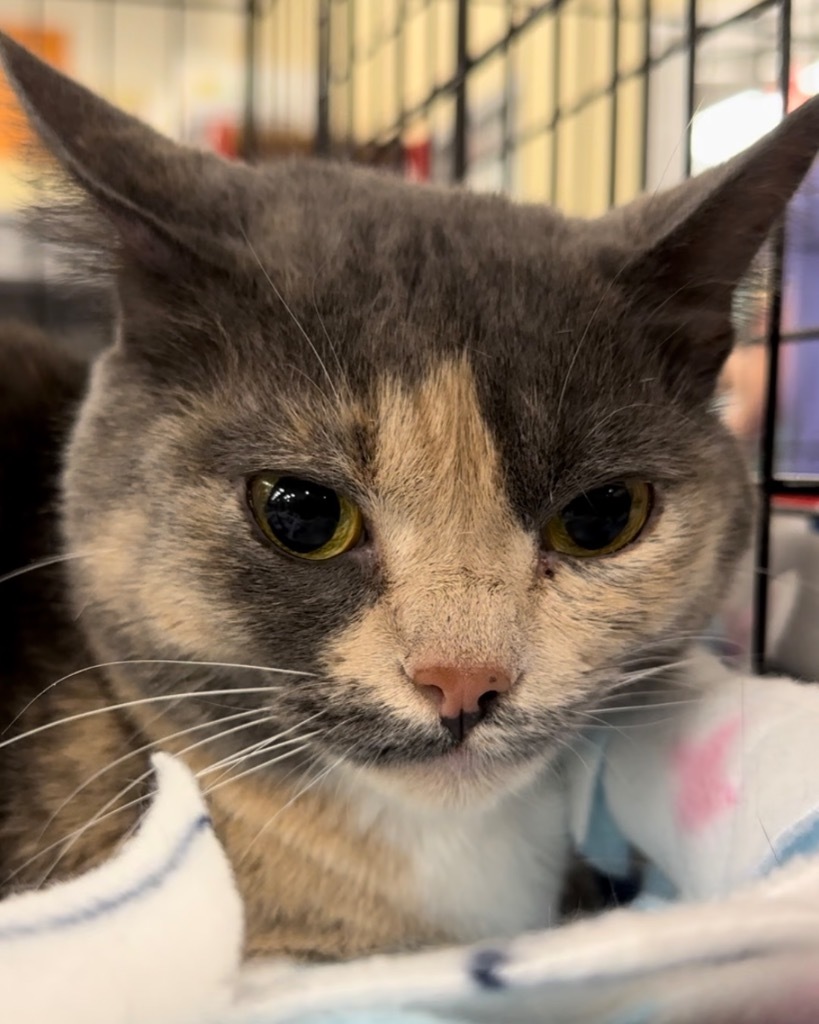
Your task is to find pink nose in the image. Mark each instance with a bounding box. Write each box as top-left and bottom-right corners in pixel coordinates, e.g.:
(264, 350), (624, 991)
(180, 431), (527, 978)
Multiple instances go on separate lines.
(412, 665), (513, 742)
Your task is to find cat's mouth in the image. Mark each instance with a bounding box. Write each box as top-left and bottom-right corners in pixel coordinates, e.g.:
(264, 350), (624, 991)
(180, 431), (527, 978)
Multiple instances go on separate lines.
(363, 721), (502, 767)
(311, 693), (562, 763)
(348, 715), (555, 791)
(278, 689), (561, 796)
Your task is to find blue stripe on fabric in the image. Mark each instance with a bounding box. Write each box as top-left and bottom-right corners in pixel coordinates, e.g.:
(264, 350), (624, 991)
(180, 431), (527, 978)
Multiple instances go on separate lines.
(469, 947), (507, 989)
(757, 809), (819, 878)
(0, 813), (211, 942)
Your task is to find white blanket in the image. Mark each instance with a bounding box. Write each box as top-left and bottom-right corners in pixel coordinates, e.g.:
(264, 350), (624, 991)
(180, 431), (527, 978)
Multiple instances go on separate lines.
(6, 655), (819, 1024)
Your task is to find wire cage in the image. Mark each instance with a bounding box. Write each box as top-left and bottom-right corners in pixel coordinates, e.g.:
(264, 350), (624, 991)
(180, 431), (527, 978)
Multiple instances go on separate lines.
(1, 0), (818, 676)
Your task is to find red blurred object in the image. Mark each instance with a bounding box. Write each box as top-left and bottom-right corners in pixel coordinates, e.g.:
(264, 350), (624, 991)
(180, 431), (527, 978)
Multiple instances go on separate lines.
(773, 495), (819, 512)
(207, 120), (240, 158)
(404, 138), (430, 182)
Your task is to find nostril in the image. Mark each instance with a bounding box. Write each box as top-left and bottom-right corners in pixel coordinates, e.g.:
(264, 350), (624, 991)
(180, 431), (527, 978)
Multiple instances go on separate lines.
(477, 689), (499, 716)
(416, 682), (446, 712)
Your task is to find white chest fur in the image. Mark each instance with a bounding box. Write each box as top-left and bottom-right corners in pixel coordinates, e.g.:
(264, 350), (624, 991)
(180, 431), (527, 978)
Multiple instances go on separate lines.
(345, 769), (569, 943)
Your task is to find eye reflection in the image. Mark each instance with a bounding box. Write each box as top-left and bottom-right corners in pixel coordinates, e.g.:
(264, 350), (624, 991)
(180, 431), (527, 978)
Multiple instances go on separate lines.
(543, 480), (653, 557)
(248, 474), (363, 560)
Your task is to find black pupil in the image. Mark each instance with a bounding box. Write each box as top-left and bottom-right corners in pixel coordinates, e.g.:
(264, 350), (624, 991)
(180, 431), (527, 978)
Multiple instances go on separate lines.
(264, 477), (341, 554)
(561, 483), (632, 551)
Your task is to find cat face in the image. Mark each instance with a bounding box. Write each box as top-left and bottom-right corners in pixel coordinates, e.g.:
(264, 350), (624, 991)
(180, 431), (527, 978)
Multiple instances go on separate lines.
(2, 33), (817, 807)
(62, 189), (750, 806)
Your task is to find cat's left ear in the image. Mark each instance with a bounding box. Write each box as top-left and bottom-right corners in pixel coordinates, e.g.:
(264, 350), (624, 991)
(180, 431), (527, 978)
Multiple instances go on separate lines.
(603, 94), (819, 388)
(0, 30), (246, 275)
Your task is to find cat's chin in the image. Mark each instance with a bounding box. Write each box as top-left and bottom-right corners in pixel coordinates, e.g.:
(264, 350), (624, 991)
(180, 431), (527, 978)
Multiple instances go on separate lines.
(343, 744), (552, 812)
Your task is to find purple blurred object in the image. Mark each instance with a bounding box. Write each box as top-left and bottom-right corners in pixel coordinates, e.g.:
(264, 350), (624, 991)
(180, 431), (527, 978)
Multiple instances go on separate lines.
(780, 156), (819, 476)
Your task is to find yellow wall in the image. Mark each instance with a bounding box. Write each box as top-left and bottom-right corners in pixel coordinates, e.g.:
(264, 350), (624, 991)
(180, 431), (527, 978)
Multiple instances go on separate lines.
(330, 0), (647, 214)
(0, 0), (650, 218)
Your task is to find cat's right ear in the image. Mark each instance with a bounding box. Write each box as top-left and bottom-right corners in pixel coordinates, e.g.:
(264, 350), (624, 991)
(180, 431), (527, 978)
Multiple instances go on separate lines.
(0, 31), (245, 275)
(601, 94), (819, 392)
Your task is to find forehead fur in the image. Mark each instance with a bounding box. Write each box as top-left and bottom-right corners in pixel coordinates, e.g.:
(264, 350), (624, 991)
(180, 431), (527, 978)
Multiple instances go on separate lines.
(118, 160), (719, 513)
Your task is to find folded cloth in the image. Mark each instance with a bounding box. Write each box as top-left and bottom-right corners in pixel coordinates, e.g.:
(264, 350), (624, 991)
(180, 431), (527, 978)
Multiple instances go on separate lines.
(5, 653), (819, 1024)
(568, 649), (819, 900)
(0, 753), (243, 1024)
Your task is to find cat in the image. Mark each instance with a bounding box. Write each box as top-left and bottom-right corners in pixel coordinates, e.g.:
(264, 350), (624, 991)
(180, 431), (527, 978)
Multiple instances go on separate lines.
(1, 30), (819, 961)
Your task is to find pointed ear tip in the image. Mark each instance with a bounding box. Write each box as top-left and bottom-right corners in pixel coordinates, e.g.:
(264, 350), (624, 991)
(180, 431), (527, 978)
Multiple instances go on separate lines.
(0, 30), (44, 94)
(0, 29), (68, 99)
(0, 29), (26, 70)
(0, 30), (15, 78)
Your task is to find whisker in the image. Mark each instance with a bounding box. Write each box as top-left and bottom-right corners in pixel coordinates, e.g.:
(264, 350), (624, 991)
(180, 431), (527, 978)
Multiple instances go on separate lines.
(624, 633), (724, 654)
(752, 562), (819, 603)
(0, 685), (283, 752)
(201, 741), (318, 796)
(599, 657), (702, 697)
(236, 754), (344, 864)
(200, 728), (326, 789)
(240, 225), (342, 405)
(0, 548), (108, 587)
(589, 698), (700, 715)
(16, 710), (281, 890)
(578, 402), (694, 452)
(36, 707), (269, 849)
(601, 686), (699, 698)
(310, 262), (344, 378)
(616, 654), (700, 676)
(11, 792), (156, 892)
(553, 261), (631, 432)
(564, 710), (641, 744)
(556, 736), (593, 775)
(200, 710), (328, 781)
(3, 656), (311, 739)
(649, 96), (704, 199)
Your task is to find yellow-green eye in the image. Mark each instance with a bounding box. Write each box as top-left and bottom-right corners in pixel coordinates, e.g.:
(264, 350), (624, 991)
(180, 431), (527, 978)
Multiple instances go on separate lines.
(248, 474), (363, 561)
(543, 480), (653, 557)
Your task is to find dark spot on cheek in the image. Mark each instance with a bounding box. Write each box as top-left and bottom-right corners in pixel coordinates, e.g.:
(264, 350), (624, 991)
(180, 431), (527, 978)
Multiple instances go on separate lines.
(539, 551), (557, 580)
(470, 947), (507, 990)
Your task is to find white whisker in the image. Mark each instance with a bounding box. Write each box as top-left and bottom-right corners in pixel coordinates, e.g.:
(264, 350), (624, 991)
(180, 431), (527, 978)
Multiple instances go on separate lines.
(0, 548), (108, 587)
(200, 710), (328, 780)
(37, 707), (269, 848)
(0, 685), (282, 752)
(3, 657), (311, 739)
(554, 262), (630, 432)
(240, 225), (342, 405)
(236, 755), (344, 863)
(201, 729), (326, 789)
(13, 710), (277, 889)
(589, 698), (699, 715)
(202, 743), (315, 797)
